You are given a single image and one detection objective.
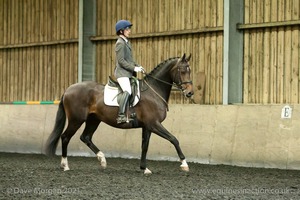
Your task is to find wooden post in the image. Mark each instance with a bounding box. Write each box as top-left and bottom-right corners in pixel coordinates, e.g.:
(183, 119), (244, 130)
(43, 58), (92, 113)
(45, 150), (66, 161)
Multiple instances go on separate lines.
(78, 0), (96, 82)
(78, 0), (83, 82)
(223, 0), (244, 104)
(83, 0), (96, 81)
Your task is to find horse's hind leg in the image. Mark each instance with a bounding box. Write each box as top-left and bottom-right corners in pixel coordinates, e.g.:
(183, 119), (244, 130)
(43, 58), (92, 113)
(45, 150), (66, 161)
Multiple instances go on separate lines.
(60, 120), (83, 171)
(80, 114), (106, 169)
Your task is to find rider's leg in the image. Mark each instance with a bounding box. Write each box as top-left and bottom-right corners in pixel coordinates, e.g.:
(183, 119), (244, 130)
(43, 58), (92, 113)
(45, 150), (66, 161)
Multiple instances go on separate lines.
(117, 77), (132, 95)
(116, 77), (132, 124)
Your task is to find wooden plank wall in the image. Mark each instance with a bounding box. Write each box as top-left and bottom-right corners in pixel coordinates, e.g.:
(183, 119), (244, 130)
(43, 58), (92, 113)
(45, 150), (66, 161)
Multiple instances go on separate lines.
(2, 0), (298, 105)
(0, 0), (78, 102)
(243, 0), (300, 104)
(94, 0), (224, 104)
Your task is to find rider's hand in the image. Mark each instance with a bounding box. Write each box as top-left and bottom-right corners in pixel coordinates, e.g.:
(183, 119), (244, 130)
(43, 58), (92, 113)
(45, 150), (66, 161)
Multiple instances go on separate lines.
(134, 66), (145, 73)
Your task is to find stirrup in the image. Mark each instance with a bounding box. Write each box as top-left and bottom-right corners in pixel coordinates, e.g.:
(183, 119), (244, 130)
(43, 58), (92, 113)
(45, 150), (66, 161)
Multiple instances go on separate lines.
(130, 113), (137, 118)
(116, 115), (127, 124)
(116, 114), (133, 124)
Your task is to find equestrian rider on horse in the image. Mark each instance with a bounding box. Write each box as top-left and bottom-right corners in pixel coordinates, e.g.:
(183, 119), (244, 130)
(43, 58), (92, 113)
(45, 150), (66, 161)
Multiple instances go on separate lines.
(114, 20), (144, 124)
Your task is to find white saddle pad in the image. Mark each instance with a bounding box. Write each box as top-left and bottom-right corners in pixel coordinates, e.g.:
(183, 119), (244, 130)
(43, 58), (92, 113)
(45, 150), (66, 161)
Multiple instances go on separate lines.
(104, 83), (140, 107)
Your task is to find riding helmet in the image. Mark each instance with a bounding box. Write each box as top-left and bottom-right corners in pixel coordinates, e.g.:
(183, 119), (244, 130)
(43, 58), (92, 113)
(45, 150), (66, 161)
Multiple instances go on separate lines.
(115, 20), (133, 33)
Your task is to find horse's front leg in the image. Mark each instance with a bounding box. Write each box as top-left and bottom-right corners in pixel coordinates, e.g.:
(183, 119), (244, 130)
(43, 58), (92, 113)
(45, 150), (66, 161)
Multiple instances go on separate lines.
(140, 127), (152, 174)
(151, 122), (189, 172)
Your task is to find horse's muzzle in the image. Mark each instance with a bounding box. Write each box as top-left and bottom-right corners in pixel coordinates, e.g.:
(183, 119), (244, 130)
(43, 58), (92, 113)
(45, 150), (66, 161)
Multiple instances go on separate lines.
(183, 82), (194, 98)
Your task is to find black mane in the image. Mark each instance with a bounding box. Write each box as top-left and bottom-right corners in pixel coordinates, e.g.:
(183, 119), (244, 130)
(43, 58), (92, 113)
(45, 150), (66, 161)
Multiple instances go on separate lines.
(147, 57), (179, 76)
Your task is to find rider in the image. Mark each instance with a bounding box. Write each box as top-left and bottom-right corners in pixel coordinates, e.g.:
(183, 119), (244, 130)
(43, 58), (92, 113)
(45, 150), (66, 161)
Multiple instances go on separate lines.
(114, 20), (144, 124)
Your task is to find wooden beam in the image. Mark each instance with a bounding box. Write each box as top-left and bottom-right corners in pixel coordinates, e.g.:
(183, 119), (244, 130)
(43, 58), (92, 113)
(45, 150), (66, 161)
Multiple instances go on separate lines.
(90, 27), (224, 41)
(237, 20), (300, 30)
(0, 39), (78, 49)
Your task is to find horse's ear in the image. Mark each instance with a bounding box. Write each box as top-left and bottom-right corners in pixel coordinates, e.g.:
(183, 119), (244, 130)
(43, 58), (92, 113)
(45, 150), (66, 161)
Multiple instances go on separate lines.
(181, 53), (186, 61)
(186, 54), (192, 61)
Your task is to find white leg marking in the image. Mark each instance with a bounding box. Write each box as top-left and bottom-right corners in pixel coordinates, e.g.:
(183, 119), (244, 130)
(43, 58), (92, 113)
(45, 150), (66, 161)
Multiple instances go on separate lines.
(97, 151), (107, 169)
(180, 159), (189, 172)
(61, 157), (70, 171)
(144, 168), (152, 175)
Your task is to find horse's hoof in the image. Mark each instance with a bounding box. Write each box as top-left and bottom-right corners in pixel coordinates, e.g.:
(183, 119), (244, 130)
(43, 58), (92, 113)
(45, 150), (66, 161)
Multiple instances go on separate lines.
(100, 162), (107, 169)
(63, 167), (70, 171)
(61, 157), (70, 171)
(180, 166), (189, 172)
(61, 164), (70, 171)
(61, 165), (70, 171)
(97, 151), (107, 169)
(180, 159), (189, 172)
(144, 168), (152, 175)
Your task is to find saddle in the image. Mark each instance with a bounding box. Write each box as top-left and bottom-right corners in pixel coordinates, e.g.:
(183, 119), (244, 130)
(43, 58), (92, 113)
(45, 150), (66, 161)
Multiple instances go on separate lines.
(107, 76), (139, 106)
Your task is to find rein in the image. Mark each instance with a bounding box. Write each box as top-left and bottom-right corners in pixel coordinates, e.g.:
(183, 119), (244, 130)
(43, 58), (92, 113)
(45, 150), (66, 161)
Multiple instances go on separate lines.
(143, 72), (180, 89)
(143, 79), (169, 111)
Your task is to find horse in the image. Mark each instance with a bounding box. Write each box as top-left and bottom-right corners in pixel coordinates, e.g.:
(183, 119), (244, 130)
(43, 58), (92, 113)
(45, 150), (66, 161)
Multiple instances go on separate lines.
(44, 53), (194, 174)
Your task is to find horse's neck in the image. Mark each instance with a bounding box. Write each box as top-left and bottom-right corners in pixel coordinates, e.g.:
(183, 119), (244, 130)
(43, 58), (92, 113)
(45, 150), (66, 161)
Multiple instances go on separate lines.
(146, 76), (172, 102)
(145, 60), (176, 102)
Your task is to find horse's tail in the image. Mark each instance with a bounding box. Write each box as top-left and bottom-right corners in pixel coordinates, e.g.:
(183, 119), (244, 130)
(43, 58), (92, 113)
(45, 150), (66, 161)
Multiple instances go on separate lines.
(44, 95), (66, 156)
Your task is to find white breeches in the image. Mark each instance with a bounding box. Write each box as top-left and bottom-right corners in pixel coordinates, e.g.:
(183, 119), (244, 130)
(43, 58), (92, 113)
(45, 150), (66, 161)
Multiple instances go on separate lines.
(117, 77), (132, 95)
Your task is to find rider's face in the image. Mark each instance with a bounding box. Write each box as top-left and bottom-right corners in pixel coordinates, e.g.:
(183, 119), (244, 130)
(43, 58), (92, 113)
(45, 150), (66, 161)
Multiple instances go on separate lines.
(123, 27), (131, 38)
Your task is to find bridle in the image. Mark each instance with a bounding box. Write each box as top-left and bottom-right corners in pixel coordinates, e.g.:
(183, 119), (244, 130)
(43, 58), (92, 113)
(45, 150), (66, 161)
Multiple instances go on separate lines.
(142, 58), (193, 110)
(143, 59), (193, 111)
(174, 64), (193, 91)
(143, 58), (193, 92)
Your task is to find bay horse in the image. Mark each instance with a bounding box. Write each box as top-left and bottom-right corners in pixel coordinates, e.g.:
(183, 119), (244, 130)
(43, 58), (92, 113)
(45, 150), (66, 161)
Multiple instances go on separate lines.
(44, 53), (194, 174)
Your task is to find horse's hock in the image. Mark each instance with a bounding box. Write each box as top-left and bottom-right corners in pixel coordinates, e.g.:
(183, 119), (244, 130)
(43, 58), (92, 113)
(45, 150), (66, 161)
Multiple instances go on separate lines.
(193, 72), (206, 104)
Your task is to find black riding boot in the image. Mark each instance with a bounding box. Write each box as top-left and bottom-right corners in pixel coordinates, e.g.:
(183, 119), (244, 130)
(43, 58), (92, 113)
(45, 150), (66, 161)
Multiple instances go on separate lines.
(117, 91), (132, 124)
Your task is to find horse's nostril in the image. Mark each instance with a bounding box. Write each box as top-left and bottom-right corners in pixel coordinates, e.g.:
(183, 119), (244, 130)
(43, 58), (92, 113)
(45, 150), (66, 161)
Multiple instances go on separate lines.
(186, 92), (193, 98)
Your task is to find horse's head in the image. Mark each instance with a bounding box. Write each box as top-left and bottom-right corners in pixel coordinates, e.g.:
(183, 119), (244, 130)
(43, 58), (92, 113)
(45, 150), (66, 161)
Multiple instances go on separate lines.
(172, 53), (194, 98)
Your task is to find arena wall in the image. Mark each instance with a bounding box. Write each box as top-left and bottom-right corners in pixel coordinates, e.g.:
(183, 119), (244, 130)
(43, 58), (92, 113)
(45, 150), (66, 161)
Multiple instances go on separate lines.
(0, 104), (300, 170)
